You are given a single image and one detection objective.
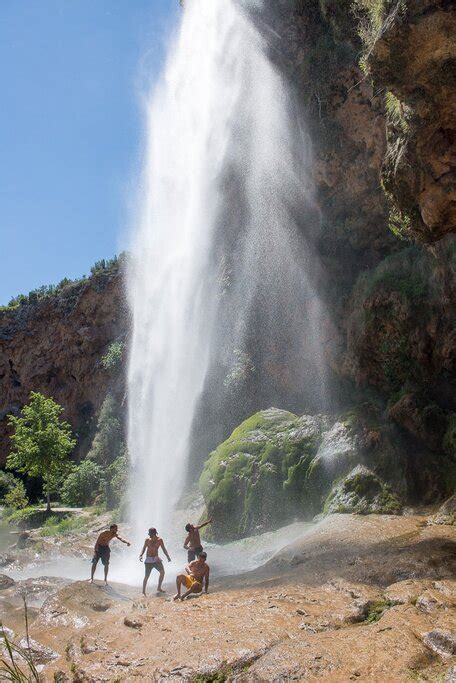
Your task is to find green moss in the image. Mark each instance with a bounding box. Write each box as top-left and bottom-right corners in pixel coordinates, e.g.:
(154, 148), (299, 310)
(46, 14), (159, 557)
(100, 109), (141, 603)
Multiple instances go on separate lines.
(365, 599), (399, 623)
(324, 466), (402, 515)
(200, 409), (327, 540)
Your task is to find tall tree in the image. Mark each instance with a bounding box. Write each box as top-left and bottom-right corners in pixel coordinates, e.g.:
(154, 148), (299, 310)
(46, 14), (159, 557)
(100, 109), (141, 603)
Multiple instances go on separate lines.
(7, 392), (76, 511)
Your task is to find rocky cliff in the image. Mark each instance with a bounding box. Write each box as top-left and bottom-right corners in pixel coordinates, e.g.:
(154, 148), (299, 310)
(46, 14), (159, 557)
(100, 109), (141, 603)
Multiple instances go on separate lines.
(0, 264), (127, 465)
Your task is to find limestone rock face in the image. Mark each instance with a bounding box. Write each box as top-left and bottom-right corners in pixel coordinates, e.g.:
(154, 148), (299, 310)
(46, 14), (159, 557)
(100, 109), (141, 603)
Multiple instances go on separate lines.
(200, 408), (406, 541)
(0, 268), (127, 464)
(369, 0), (456, 242)
(324, 465), (402, 515)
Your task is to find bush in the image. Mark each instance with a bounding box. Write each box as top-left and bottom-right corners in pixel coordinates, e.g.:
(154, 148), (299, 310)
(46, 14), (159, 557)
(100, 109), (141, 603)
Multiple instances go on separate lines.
(0, 470), (18, 503)
(4, 480), (29, 510)
(6, 506), (47, 529)
(101, 341), (125, 370)
(61, 460), (104, 507)
(105, 454), (128, 510)
(39, 515), (87, 536)
(87, 393), (124, 465)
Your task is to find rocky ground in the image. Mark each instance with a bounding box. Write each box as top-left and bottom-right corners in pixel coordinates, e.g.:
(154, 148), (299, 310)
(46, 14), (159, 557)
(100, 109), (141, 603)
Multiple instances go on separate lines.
(1, 511), (455, 681)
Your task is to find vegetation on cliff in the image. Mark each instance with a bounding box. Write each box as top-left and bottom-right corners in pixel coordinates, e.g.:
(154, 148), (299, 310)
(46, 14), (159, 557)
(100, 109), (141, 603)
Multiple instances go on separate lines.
(6, 392), (76, 512)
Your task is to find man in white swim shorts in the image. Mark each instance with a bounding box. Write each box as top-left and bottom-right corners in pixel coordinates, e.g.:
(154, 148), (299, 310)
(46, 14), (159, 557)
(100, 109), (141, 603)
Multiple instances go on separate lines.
(139, 527), (171, 595)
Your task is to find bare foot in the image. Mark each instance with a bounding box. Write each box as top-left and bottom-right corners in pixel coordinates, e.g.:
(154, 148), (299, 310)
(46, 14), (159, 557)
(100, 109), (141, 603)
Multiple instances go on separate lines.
(89, 579), (93, 584)
(173, 594), (180, 601)
(157, 588), (166, 593)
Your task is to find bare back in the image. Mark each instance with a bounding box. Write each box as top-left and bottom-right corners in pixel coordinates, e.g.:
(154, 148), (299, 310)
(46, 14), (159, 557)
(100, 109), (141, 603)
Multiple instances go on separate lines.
(187, 528), (201, 549)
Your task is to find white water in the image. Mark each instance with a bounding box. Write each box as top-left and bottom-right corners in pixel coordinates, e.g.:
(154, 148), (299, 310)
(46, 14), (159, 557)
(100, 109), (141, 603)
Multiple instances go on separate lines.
(127, 0), (328, 542)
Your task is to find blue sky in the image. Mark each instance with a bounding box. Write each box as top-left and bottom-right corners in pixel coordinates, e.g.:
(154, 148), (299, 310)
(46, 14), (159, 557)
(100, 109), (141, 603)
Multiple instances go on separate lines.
(0, 0), (179, 305)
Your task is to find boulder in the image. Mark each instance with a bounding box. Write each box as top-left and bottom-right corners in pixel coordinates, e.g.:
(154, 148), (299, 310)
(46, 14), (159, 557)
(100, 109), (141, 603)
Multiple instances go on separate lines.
(200, 409), (345, 541)
(0, 574), (15, 590)
(324, 465), (402, 516)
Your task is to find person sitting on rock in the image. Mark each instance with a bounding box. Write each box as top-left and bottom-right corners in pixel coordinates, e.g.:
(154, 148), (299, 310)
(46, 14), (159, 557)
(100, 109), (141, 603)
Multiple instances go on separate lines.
(183, 518), (212, 562)
(90, 524), (130, 585)
(139, 527), (171, 595)
(173, 551), (210, 601)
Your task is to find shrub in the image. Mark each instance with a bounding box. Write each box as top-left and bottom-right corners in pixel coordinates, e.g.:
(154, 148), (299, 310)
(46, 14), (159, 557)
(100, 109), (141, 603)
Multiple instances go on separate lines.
(101, 341), (125, 370)
(105, 454), (128, 510)
(4, 480), (29, 510)
(87, 393), (124, 465)
(0, 470), (18, 503)
(40, 514), (87, 536)
(61, 460), (104, 507)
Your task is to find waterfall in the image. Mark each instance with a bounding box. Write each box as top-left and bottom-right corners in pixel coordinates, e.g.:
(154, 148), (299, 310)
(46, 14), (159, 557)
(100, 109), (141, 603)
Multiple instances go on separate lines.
(127, 0), (329, 539)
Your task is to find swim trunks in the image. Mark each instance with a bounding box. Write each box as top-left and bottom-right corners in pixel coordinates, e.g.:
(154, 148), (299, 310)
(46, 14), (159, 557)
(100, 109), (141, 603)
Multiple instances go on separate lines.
(92, 545), (110, 566)
(187, 545), (203, 562)
(182, 574), (202, 592)
(144, 556), (163, 576)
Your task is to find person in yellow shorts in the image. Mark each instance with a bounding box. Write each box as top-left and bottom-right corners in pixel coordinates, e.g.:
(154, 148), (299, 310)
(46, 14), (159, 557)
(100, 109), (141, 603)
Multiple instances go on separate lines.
(173, 552), (210, 601)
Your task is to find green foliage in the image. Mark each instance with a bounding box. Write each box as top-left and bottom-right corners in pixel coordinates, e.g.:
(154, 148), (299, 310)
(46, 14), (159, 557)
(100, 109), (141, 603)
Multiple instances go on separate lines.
(324, 465), (402, 515)
(200, 409), (330, 540)
(0, 470), (19, 503)
(105, 454), (128, 511)
(5, 506), (45, 529)
(359, 247), (429, 301)
(0, 253), (124, 311)
(365, 599), (399, 623)
(101, 341), (125, 370)
(87, 393), (123, 466)
(6, 392), (76, 510)
(4, 480), (29, 510)
(385, 91), (409, 134)
(61, 460), (104, 507)
(39, 514), (87, 537)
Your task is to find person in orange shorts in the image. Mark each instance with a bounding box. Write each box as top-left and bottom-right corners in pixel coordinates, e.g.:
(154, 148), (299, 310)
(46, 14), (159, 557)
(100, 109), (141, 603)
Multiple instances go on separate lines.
(173, 552), (210, 601)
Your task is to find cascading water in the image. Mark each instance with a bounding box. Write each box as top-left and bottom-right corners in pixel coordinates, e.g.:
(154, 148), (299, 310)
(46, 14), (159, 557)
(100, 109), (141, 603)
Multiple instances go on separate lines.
(127, 0), (329, 542)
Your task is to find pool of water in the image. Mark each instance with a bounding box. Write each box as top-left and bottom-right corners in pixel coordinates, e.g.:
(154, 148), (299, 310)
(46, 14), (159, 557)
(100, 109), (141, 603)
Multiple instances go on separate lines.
(4, 518), (313, 589)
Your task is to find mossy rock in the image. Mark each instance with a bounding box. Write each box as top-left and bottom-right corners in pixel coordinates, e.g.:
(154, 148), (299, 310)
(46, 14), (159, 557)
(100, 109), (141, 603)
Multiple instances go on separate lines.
(200, 408), (359, 541)
(324, 465), (402, 515)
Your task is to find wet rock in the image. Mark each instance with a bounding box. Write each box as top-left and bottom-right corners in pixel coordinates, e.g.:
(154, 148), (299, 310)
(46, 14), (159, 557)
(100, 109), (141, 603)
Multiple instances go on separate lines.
(324, 465), (402, 516)
(0, 554), (15, 568)
(17, 637), (59, 664)
(422, 630), (456, 658)
(124, 616), (143, 629)
(16, 531), (30, 549)
(90, 600), (112, 612)
(0, 574), (15, 590)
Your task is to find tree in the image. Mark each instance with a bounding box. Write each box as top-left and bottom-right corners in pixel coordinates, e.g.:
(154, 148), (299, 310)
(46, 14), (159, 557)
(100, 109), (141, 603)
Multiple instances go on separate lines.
(61, 460), (104, 507)
(7, 392), (76, 512)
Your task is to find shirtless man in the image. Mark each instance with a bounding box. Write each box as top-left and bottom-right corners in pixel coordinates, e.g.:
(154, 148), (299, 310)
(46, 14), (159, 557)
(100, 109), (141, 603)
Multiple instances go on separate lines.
(173, 552), (210, 601)
(139, 527), (171, 595)
(90, 524), (130, 585)
(183, 518), (212, 562)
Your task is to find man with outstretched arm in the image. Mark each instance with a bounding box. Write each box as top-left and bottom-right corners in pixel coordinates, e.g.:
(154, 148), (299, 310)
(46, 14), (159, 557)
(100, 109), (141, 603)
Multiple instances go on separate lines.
(139, 527), (171, 595)
(90, 524), (131, 585)
(174, 551), (210, 601)
(183, 518), (212, 562)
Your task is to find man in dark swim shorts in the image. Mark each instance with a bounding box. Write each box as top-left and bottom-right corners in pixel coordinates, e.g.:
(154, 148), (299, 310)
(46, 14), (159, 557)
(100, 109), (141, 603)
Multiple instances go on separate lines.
(183, 518), (212, 562)
(90, 524), (131, 585)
